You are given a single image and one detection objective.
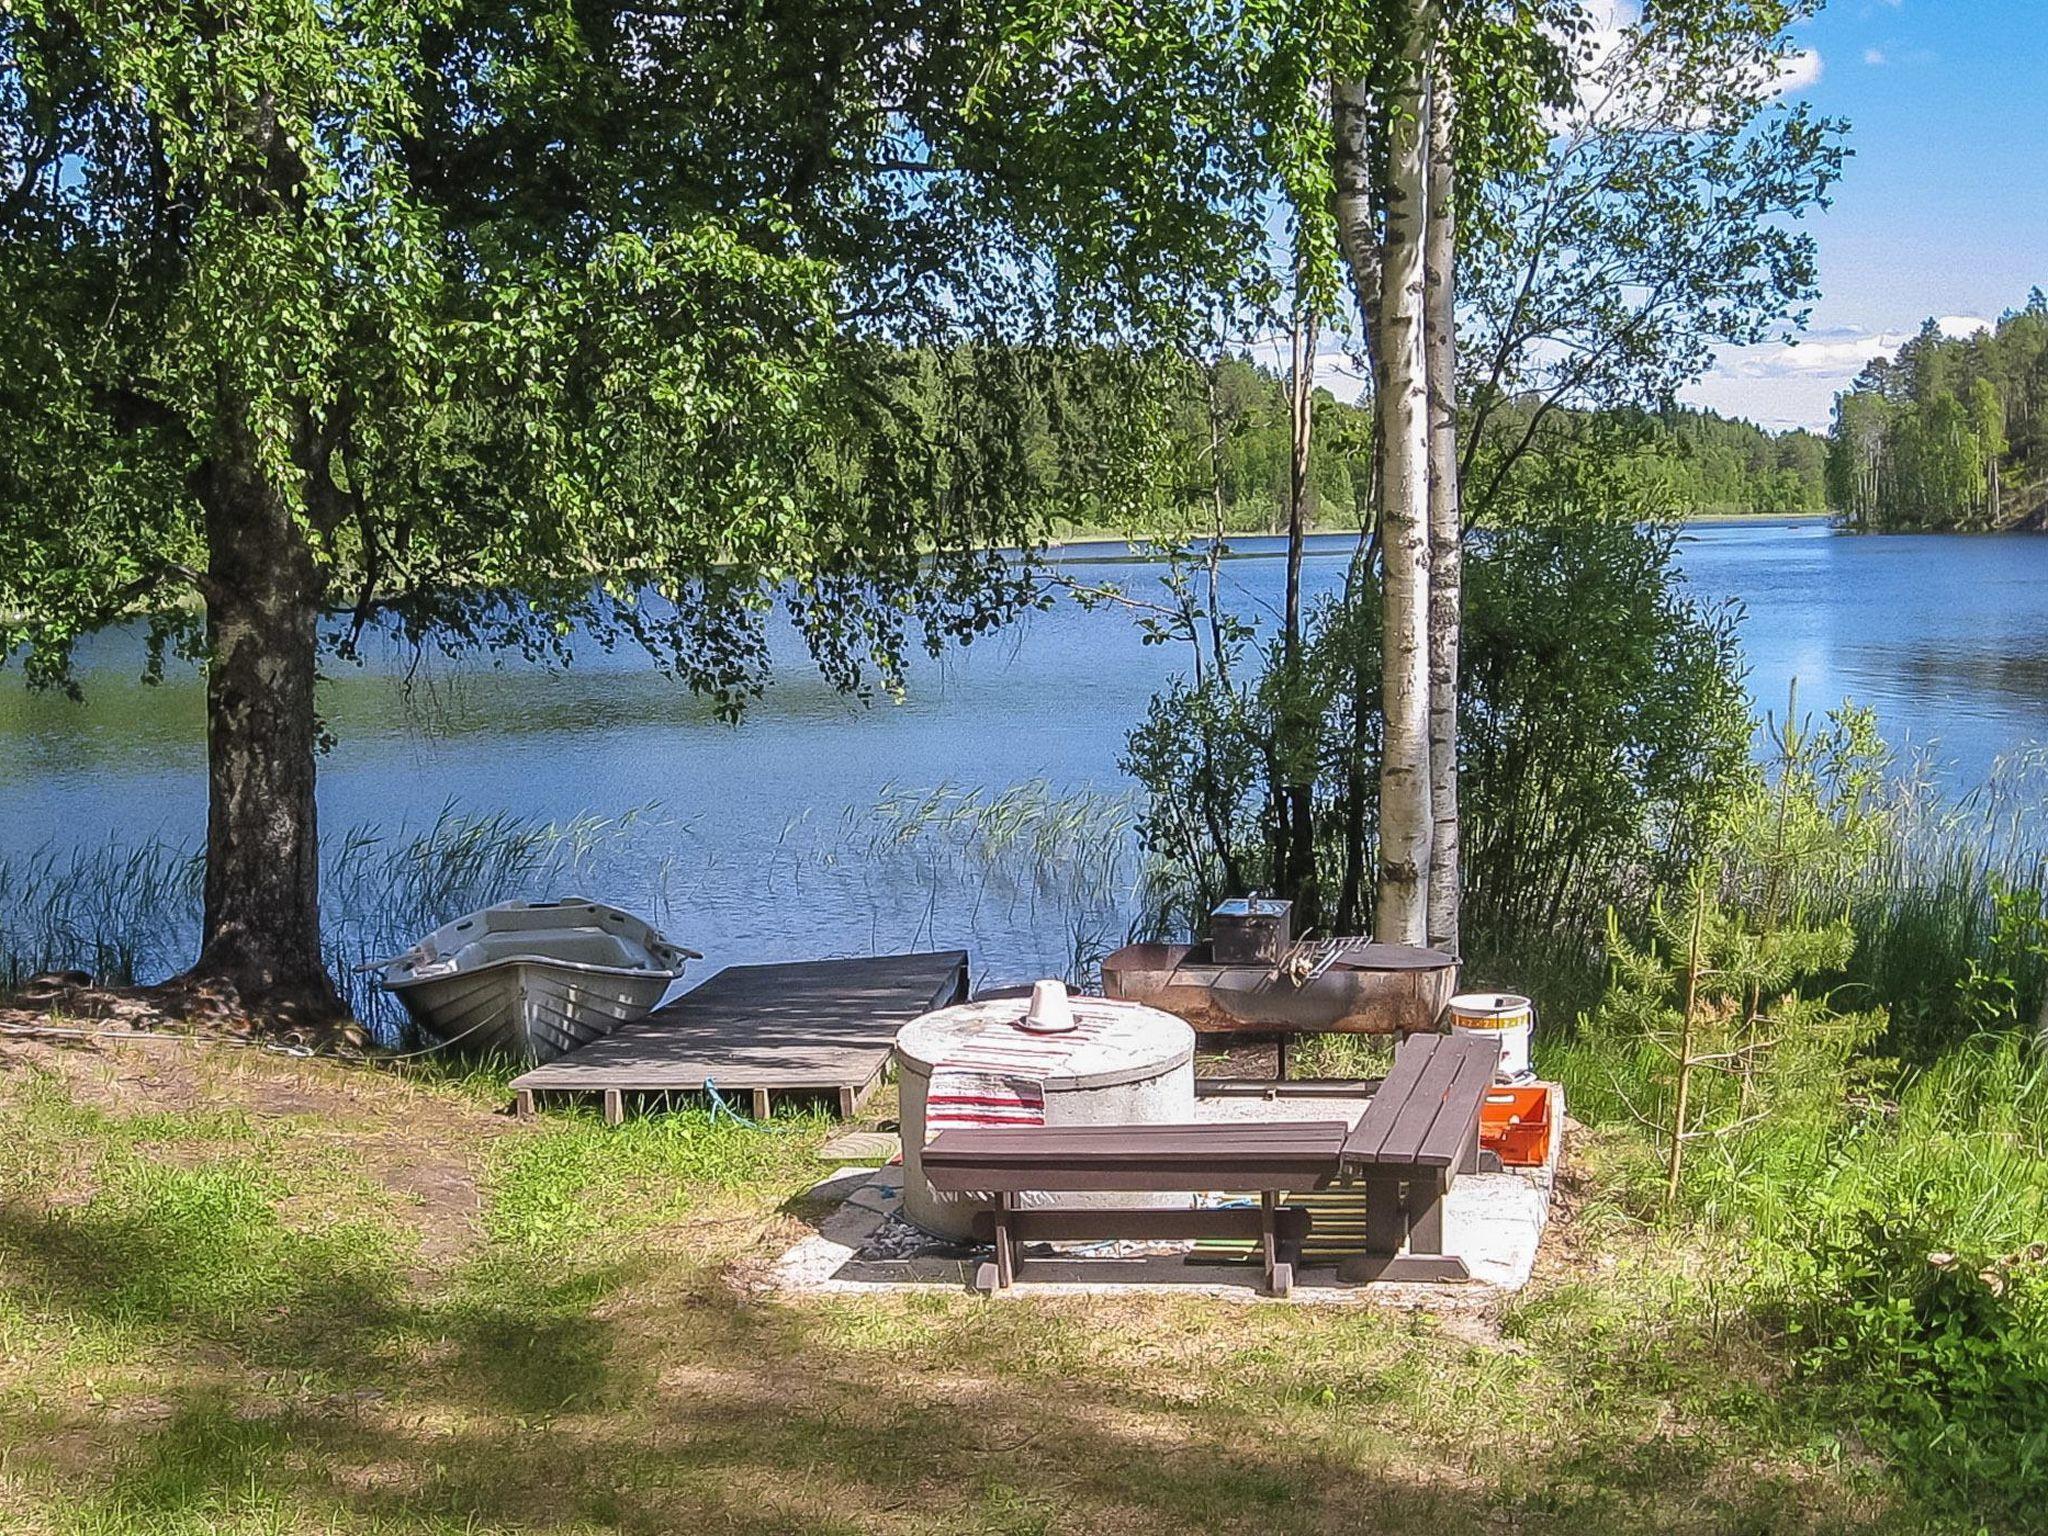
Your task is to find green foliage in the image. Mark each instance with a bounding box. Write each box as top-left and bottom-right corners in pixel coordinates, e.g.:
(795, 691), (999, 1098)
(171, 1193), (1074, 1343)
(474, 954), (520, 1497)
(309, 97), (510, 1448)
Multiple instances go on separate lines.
(1751, 1037), (2048, 1527)
(0, 0), (1277, 702)
(1118, 509), (1755, 949)
(1552, 710), (2048, 1523)
(1828, 294), (2048, 531)
(1460, 516), (1755, 943)
(1461, 0), (1846, 519)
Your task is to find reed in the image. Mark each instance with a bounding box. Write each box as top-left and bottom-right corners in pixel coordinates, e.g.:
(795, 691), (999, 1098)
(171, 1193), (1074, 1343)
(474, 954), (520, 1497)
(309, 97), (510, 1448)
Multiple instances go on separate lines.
(1823, 747), (2048, 1059)
(0, 840), (199, 992)
(0, 804), (669, 1039)
(862, 777), (1175, 984)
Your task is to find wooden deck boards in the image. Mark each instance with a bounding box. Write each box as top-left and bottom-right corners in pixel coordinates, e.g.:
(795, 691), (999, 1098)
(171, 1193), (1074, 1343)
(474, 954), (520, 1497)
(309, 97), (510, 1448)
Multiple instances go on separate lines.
(509, 950), (968, 1120)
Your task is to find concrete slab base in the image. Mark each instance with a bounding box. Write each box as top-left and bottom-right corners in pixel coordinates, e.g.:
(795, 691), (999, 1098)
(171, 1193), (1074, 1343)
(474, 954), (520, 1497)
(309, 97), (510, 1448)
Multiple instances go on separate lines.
(768, 1085), (1565, 1307)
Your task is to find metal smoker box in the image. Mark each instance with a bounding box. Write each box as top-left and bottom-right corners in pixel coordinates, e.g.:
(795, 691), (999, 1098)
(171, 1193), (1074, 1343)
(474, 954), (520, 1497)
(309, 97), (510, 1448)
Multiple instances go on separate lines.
(1209, 896), (1293, 966)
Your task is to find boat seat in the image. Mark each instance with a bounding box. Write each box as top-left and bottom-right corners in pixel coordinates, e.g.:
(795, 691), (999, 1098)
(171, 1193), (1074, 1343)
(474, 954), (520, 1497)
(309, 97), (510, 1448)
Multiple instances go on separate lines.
(454, 930), (649, 969)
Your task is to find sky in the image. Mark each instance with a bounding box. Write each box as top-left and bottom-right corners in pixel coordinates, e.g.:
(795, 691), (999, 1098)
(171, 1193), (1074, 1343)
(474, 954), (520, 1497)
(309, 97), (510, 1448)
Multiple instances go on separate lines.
(1683, 0), (2048, 431)
(1282, 0), (2048, 434)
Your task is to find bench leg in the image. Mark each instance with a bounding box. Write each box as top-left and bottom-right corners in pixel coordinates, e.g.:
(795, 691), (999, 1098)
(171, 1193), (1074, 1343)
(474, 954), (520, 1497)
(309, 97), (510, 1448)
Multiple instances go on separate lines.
(1259, 1191), (1280, 1293)
(993, 1193), (1018, 1290)
(1409, 1171), (1448, 1256)
(1363, 1172), (1407, 1257)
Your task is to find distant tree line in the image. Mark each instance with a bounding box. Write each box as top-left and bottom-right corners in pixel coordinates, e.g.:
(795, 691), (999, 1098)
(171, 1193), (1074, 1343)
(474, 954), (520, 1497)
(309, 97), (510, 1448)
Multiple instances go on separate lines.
(1827, 293), (2048, 531)
(1094, 359), (1827, 536)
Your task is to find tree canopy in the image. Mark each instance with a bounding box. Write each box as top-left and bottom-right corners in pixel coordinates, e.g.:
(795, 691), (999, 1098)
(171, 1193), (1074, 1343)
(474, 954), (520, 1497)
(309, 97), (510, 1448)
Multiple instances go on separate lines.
(0, 0), (1284, 1011)
(1826, 295), (2048, 531)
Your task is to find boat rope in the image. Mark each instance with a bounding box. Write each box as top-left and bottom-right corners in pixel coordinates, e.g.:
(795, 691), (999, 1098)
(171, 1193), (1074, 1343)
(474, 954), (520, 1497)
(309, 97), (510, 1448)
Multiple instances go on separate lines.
(701, 1077), (764, 1128)
(356, 1012), (506, 1063)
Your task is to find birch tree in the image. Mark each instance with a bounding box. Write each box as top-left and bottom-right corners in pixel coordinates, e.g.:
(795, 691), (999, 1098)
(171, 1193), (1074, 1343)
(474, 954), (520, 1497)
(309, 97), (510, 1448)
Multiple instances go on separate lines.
(1423, 57), (1463, 953)
(1331, 0), (1436, 945)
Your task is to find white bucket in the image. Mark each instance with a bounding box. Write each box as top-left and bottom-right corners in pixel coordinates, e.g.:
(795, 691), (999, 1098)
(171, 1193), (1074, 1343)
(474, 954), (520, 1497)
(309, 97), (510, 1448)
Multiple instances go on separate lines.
(1447, 992), (1534, 1081)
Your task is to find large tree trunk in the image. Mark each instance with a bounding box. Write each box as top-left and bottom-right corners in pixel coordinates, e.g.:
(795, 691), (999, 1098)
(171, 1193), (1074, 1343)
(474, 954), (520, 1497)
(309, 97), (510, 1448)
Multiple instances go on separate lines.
(1337, 5), (1435, 946)
(1423, 62), (1462, 956)
(184, 426), (341, 1020)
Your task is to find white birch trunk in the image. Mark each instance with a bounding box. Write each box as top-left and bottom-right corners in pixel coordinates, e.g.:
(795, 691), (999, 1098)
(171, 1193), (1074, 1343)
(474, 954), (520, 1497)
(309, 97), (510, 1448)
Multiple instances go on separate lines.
(1354, 5), (1435, 946)
(1423, 61), (1462, 955)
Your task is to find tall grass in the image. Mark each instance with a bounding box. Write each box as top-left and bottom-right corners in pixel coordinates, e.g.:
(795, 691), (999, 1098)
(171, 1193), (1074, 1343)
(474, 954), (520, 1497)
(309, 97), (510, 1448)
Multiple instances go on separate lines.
(0, 782), (1167, 1031)
(1844, 749), (2048, 1059)
(1535, 737), (2048, 1526)
(863, 778), (1169, 984)
(0, 841), (199, 991)
(0, 804), (671, 1040)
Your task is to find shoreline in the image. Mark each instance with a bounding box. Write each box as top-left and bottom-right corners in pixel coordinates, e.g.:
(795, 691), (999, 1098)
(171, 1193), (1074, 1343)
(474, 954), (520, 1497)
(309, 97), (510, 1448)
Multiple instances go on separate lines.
(1037, 509), (1835, 554)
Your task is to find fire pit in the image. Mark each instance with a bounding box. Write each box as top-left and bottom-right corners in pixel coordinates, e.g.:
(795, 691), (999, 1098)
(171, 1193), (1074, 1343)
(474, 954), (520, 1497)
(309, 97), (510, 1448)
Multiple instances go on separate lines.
(1100, 939), (1457, 1037)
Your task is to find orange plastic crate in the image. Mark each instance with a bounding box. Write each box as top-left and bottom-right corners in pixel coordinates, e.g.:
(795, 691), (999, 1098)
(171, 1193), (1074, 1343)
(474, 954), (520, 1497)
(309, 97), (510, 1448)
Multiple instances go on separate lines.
(1479, 1085), (1552, 1167)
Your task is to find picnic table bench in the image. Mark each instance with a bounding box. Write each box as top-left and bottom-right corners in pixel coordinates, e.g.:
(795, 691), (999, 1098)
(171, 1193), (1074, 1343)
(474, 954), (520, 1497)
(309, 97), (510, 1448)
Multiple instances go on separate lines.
(920, 1030), (1503, 1292)
(1334, 1029), (1499, 1282)
(921, 1120), (1347, 1296)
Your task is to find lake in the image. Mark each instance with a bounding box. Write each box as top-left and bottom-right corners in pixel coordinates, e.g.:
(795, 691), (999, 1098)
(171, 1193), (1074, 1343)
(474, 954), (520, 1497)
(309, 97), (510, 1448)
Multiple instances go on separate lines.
(5, 517), (2046, 987)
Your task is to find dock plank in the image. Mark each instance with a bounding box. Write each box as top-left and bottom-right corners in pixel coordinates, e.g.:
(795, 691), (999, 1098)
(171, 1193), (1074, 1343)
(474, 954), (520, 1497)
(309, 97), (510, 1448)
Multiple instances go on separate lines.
(509, 950), (968, 1115)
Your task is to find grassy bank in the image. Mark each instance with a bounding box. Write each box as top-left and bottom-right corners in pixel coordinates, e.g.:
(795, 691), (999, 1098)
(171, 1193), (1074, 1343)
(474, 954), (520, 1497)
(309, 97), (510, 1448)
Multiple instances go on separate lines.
(0, 1033), (1969, 1535)
(5, 757), (2046, 1532)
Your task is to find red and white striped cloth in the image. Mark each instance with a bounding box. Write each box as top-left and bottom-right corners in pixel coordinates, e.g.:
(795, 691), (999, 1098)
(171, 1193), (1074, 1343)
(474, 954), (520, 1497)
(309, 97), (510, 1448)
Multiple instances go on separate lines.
(923, 1005), (1123, 1138)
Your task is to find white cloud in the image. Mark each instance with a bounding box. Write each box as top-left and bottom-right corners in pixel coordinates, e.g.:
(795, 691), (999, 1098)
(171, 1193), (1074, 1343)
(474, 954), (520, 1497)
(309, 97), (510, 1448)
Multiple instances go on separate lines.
(1863, 46), (1888, 65)
(1683, 316), (1997, 429)
(1777, 49), (1825, 92)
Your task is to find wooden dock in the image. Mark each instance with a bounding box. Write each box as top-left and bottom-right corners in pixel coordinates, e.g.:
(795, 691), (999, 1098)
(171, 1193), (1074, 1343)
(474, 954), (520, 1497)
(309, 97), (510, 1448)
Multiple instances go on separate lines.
(509, 950), (969, 1123)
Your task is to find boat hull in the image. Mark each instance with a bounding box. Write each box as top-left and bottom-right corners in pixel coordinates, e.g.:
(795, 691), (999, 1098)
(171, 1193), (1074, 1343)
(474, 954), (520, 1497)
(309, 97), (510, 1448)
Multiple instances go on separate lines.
(392, 960), (674, 1063)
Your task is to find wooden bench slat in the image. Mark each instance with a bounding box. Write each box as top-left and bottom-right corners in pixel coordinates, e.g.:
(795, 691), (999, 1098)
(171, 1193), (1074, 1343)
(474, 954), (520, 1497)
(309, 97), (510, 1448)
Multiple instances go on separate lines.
(1373, 1038), (1474, 1164)
(970, 1206), (1312, 1246)
(923, 1121), (1347, 1162)
(1343, 1033), (1497, 1169)
(926, 1163), (1338, 1193)
(1340, 1034), (1436, 1163)
(921, 1120), (1349, 1194)
(1416, 1045), (1499, 1168)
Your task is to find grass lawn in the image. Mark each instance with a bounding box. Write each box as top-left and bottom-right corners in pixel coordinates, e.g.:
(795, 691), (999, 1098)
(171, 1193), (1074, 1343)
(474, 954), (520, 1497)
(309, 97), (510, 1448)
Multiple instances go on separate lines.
(0, 1032), (1950, 1535)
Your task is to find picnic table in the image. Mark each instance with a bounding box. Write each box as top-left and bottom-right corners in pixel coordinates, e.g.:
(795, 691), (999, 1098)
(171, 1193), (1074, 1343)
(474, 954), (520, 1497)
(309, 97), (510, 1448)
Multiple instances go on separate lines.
(921, 1030), (1501, 1292)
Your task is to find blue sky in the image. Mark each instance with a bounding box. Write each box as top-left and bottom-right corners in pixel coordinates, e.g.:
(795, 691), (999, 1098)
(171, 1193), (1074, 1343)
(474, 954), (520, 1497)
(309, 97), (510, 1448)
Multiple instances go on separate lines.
(1683, 0), (2048, 430)
(1286, 1), (2047, 432)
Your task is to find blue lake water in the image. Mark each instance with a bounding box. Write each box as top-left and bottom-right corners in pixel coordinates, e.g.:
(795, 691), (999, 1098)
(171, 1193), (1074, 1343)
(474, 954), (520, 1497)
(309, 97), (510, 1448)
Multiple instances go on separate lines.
(4, 518), (2046, 986)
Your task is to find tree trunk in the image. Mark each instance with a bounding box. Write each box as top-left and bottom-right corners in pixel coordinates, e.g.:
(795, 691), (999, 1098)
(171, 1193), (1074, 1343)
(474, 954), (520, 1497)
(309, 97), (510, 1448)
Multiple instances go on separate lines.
(1336, 6), (1435, 946)
(1423, 61), (1462, 956)
(1280, 307), (1320, 924)
(1331, 80), (1382, 941)
(1666, 892), (1706, 1205)
(184, 426), (341, 1020)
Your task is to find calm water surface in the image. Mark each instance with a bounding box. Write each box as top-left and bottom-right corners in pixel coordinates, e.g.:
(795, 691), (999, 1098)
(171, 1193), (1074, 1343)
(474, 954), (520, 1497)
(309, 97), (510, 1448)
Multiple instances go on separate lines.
(4, 519), (2045, 983)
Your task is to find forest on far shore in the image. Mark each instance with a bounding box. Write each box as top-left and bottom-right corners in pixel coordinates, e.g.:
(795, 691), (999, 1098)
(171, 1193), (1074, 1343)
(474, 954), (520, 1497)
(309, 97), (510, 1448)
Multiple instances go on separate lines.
(1828, 291), (2048, 531)
(1097, 354), (1830, 538)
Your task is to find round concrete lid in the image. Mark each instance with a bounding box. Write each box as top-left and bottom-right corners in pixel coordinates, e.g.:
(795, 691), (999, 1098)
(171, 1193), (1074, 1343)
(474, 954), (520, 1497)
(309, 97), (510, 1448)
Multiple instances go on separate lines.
(895, 994), (1194, 1090)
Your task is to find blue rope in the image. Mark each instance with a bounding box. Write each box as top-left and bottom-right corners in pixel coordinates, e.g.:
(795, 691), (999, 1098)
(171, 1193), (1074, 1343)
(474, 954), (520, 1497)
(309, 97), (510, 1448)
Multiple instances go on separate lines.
(702, 1077), (764, 1129)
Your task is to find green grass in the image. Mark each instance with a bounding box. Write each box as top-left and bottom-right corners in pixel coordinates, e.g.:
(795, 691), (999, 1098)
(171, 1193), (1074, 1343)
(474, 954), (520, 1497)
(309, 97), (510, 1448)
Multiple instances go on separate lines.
(0, 1035), (2001, 1536)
